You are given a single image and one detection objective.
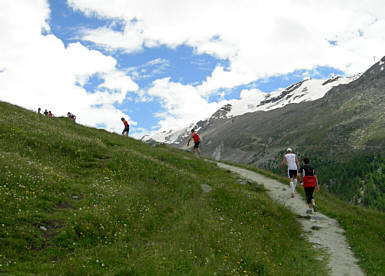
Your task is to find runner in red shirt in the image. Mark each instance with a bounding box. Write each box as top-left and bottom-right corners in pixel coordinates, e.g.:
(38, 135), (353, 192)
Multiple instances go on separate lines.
(187, 129), (201, 157)
(121, 117), (129, 137)
(298, 157), (319, 214)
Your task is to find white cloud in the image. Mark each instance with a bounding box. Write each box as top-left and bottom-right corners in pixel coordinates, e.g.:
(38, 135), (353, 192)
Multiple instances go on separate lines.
(0, 0), (139, 134)
(98, 70), (138, 96)
(239, 89), (265, 102)
(125, 58), (170, 81)
(79, 24), (144, 53)
(146, 58), (167, 66)
(147, 78), (224, 131)
(69, 0), (385, 93)
(2, 0), (385, 139)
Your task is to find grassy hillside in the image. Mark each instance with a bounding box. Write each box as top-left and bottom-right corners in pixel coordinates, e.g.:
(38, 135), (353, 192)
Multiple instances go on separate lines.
(0, 101), (328, 275)
(239, 164), (385, 276)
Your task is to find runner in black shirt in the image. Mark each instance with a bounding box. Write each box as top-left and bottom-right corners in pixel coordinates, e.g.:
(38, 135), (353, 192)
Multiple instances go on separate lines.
(298, 157), (319, 214)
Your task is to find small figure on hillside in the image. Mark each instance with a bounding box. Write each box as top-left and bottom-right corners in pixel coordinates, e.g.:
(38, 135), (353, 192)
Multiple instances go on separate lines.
(187, 129), (201, 157)
(44, 109), (48, 116)
(298, 157), (319, 214)
(282, 147), (300, 198)
(121, 117), (129, 136)
(37, 107), (41, 114)
(48, 111), (53, 117)
(67, 112), (76, 122)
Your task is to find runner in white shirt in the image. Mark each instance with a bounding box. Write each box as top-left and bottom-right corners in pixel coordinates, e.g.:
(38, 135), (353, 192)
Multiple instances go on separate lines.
(281, 148), (300, 198)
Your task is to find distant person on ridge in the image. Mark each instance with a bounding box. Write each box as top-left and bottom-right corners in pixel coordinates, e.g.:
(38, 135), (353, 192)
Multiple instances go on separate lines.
(298, 157), (319, 214)
(37, 107), (41, 114)
(44, 109), (48, 116)
(187, 129), (201, 157)
(121, 117), (129, 136)
(48, 111), (53, 117)
(282, 147), (300, 198)
(67, 112), (76, 122)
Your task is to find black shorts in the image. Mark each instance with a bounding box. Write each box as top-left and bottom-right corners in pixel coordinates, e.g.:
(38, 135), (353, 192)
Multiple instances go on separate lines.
(288, 170), (297, 178)
(194, 141), (200, 149)
(123, 126), (129, 132)
(304, 186), (315, 204)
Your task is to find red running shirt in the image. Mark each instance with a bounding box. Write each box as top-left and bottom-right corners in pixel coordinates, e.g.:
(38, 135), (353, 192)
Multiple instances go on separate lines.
(192, 133), (200, 142)
(300, 165), (317, 187)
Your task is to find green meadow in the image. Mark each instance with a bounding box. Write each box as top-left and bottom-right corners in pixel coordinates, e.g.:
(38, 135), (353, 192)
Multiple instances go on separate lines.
(0, 101), (329, 275)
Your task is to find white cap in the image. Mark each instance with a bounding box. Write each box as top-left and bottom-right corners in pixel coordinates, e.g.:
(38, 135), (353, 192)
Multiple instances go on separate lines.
(287, 147), (292, 152)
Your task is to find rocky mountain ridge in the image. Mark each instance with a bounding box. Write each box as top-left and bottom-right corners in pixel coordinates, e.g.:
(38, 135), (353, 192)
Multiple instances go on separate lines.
(143, 73), (359, 145)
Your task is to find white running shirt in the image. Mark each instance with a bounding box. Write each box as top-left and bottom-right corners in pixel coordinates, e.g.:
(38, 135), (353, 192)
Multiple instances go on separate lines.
(285, 153), (298, 170)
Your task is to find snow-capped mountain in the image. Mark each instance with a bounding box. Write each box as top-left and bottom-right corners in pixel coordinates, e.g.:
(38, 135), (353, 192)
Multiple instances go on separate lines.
(225, 74), (360, 117)
(141, 123), (195, 144)
(143, 74), (360, 144)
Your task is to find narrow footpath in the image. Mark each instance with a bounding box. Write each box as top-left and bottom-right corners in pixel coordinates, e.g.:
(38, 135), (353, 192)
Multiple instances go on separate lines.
(217, 162), (365, 276)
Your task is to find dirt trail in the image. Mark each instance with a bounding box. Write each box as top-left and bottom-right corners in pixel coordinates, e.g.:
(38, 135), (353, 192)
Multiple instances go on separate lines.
(217, 162), (365, 276)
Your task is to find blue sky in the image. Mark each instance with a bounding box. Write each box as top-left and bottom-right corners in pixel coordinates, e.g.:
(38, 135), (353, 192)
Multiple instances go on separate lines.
(1, 0), (384, 137)
(48, 0), (234, 131)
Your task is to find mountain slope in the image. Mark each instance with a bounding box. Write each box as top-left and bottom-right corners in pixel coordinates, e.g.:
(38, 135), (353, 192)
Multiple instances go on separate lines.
(144, 74), (358, 145)
(0, 101), (328, 275)
(199, 57), (385, 159)
(181, 57), (385, 210)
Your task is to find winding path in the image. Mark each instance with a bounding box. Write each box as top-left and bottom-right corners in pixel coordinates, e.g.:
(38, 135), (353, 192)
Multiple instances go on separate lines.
(217, 162), (365, 276)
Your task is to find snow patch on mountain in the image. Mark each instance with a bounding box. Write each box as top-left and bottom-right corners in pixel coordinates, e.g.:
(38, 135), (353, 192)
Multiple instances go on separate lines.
(144, 74), (360, 144)
(141, 122), (195, 144)
(226, 75), (359, 118)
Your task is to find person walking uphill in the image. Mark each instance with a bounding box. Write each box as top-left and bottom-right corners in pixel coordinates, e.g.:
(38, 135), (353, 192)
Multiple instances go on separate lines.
(67, 112), (76, 122)
(187, 129), (201, 157)
(299, 157), (319, 214)
(282, 148), (300, 198)
(121, 117), (129, 137)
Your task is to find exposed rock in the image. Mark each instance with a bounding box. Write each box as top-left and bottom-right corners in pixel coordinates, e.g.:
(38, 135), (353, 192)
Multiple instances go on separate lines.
(297, 215), (311, 219)
(200, 183), (212, 193)
(311, 225), (322, 230)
